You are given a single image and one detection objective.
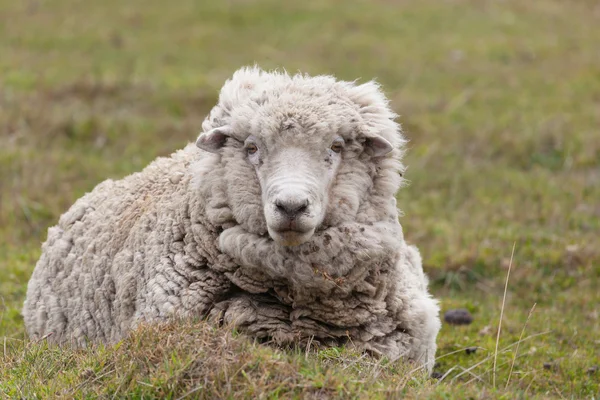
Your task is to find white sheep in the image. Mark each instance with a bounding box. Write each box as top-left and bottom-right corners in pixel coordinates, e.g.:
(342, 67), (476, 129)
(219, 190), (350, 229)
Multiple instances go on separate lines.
(23, 67), (441, 372)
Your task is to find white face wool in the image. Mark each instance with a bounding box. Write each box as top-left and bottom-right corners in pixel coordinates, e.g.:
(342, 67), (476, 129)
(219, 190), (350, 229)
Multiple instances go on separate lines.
(22, 66), (441, 374)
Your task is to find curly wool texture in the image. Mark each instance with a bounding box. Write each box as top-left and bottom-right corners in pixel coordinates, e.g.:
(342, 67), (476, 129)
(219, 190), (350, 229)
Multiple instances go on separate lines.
(23, 67), (441, 372)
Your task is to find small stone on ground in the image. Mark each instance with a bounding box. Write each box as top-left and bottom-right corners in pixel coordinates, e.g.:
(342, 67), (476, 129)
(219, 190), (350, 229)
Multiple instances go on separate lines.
(444, 308), (473, 325)
(430, 371), (443, 379)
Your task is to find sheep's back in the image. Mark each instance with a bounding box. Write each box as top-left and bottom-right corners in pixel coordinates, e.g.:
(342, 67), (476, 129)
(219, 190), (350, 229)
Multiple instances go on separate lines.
(22, 146), (205, 345)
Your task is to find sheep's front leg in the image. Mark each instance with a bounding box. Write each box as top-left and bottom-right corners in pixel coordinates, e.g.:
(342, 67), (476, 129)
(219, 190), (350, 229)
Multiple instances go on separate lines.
(292, 221), (405, 277)
(218, 221), (404, 286)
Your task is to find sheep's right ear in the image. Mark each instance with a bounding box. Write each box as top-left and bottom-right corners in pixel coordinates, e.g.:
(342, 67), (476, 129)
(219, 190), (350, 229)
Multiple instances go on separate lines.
(196, 126), (233, 153)
(363, 134), (394, 157)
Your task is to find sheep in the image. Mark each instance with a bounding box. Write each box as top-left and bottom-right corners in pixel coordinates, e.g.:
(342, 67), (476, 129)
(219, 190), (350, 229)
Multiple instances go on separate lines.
(23, 66), (441, 372)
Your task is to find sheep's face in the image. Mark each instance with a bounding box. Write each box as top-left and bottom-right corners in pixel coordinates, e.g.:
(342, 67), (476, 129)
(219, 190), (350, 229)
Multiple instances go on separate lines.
(197, 111), (394, 247)
(242, 131), (346, 246)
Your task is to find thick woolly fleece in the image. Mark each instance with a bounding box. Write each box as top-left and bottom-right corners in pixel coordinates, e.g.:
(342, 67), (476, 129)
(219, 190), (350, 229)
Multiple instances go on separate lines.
(23, 67), (441, 372)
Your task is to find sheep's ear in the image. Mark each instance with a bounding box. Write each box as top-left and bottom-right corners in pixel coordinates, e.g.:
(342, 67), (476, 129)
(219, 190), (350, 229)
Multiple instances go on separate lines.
(363, 134), (393, 157)
(196, 126), (232, 153)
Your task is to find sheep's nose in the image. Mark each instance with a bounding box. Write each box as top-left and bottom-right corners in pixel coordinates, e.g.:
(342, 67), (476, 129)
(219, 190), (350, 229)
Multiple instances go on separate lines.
(274, 198), (309, 220)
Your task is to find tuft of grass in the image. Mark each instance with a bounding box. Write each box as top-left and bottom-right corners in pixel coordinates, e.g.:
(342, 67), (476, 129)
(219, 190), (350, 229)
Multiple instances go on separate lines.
(1, 320), (435, 399)
(1, 0), (599, 398)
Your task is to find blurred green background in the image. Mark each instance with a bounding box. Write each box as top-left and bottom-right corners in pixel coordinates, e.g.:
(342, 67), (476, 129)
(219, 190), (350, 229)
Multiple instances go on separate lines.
(1, 0), (598, 397)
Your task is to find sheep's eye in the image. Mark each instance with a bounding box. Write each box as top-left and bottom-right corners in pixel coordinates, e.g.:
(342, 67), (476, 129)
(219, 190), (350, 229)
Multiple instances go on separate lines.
(246, 143), (258, 155)
(330, 141), (344, 153)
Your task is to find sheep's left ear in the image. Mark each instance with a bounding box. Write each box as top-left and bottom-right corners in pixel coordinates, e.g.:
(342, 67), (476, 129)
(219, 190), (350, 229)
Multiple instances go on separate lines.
(363, 134), (394, 157)
(196, 126), (233, 153)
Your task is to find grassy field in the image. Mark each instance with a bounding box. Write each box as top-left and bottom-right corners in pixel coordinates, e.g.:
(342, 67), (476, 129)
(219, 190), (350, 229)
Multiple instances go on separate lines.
(1, 0), (599, 397)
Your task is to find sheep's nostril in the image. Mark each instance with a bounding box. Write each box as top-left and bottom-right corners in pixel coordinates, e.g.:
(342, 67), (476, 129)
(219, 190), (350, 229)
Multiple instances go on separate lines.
(275, 198), (309, 219)
(275, 202), (286, 214)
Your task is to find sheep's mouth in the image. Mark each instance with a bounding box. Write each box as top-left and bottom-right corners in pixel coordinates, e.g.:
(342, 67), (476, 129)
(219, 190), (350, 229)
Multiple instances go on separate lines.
(268, 227), (315, 247)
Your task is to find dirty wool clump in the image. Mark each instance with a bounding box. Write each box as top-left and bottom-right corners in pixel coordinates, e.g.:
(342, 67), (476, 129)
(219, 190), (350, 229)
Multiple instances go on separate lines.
(23, 67), (441, 372)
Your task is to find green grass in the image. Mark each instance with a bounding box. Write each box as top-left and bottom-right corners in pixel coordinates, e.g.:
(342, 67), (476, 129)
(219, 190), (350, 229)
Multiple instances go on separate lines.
(1, 0), (599, 398)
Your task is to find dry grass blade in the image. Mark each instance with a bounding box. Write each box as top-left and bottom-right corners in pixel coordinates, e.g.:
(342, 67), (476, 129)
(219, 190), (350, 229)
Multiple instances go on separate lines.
(404, 346), (487, 378)
(73, 368), (116, 393)
(304, 335), (314, 358)
(35, 332), (53, 343)
(553, 384), (567, 400)
(175, 385), (204, 400)
(368, 355), (388, 380)
(0, 296), (5, 330)
(341, 352), (368, 371)
(462, 358), (513, 386)
(524, 373), (537, 395)
(506, 302), (537, 389)
(450, 330), (550, 384)
(437, 366), (458, 383)
(450, 357), (490, 384)
(457, 365), (486, 385)
(494, 242), (515, 388)
(436, 347), (486, 361)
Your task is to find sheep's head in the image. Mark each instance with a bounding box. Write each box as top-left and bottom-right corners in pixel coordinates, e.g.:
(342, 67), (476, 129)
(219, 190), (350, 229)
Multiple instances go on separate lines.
(196, 67), (405, 246)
